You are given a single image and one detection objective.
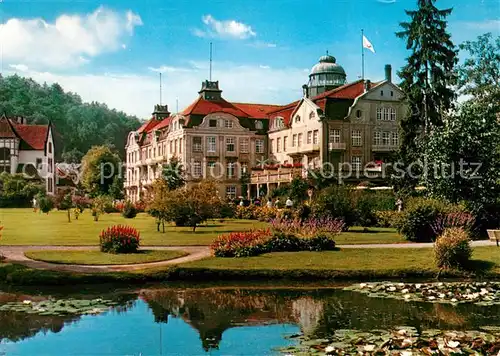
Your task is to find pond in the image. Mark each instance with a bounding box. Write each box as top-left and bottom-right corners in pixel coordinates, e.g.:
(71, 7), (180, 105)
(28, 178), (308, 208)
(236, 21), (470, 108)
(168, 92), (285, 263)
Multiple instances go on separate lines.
(0, 283), (500, 355)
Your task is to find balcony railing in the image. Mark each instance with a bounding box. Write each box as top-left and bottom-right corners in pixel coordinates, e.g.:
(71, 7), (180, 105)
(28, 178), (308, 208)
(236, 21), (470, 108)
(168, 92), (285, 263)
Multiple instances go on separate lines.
(372, 145), (398, 152)
(250, 167), (302, 184)
(328, 142), (347, 150)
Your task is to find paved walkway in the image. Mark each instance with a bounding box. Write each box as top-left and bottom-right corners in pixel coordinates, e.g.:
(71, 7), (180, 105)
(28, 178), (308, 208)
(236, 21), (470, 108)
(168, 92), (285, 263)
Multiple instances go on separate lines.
(0, 240), (496, 273)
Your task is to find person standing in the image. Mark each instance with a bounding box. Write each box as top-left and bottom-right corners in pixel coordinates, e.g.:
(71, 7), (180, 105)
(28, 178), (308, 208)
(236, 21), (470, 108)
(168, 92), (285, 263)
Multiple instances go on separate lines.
(285, 197), (293, 208)
(32, 196), (38, 213)
(266, 197), (273, 208)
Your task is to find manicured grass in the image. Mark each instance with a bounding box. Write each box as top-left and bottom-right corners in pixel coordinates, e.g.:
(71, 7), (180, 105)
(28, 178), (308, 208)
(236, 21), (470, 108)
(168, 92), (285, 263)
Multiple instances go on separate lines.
(0, 209), (405, 246)
(0, 209), (266, 246)
(24, 250), (186, 265)
(335, 226), (405, 245)
(180, 246), (500, 274)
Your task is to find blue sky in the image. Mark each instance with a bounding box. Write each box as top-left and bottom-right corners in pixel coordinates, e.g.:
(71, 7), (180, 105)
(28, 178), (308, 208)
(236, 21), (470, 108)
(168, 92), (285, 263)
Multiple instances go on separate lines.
(1, 0), (499, 118)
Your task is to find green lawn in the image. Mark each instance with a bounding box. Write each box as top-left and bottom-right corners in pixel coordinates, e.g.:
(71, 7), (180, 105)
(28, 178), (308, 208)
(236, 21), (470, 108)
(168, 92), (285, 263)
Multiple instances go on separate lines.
(180, 247), (500, 275)
(24, 250), (186, 265)
(0, 209), (266, 246)
(0, 209), (403, 246)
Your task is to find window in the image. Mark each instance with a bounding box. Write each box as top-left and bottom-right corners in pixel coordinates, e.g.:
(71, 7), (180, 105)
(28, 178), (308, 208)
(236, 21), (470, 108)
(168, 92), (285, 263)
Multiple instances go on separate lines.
(313, 130), (319, 144)
(174, 140), (178, 153)
(48, 178), (53, 193)
(179, 138), (182, 153)
(36, 158), (42, 169)
(226, 137), (235, 152)
(329, 129), (340, 143)
(298, 133), (303, 147)
(48, 158), (53, 173)
(377, 107), (382, 120)
(227, 162), (235, 178)
(193, 137), (202, 152)
(351, 130), (362, 146)
(240, 138), (249, 153)
(356, 109), (362, 118)
(380, 90), (384, 96)
(209, 119), (217, 127)
(193, 161), (202, 178)
(309, 111), (315, 120)
(226, 185), (236, 199)
(383, 108), (390, 121)
(255, 121), (263, 130)
(256, 139), (264, 153)
(241, 162), (248, 175)
(224, 120), (233, 129)
(207, 136), (216, 152)
(373, 132), (381, 145)
(207, 160), (216, 168)
(169, 141), (173, 154)
(382, 132), (390, 146)
(277, 138), (281, 152)
(269, 139), (274, 153)
(0, 147), (11, 173)
(283, 136), (288, 152)
(307, 131), (312, 144)
(153, 147), (156, 157)
(292, 134), (297, 147)
(295, 115), (301, 123)
(48, 142), (52, 154)
(392, 132), (399, 146)
(390, 91), (394, 97)
(390, 108), (396, 121)
(352, 156), (361, 171)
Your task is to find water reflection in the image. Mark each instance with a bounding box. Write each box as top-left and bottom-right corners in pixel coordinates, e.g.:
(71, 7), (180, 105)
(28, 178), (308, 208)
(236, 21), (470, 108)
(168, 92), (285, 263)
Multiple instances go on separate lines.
(0, 286), (500, 354)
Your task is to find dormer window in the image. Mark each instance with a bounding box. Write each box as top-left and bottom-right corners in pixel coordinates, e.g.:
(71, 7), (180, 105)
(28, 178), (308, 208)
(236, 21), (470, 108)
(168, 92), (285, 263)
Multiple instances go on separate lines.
(356, 110), (362, 118)
(224, 120), (233, 129)
(255, 121), (263, 130)
(209, 119), (217, 127)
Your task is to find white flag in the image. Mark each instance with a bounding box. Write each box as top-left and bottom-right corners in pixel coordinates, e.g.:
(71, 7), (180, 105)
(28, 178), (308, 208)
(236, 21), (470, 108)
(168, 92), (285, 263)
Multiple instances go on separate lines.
(363, 35), (375, 53)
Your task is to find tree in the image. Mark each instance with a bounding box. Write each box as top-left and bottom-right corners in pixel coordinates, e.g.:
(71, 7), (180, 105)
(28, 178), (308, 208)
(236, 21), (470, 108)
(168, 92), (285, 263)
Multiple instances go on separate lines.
(458, 33), (500, 107)
(81, 145), (121, 197)
(289, 177), (308, 203)
(147, 178), (173, 232)
(109, 175), (125, 200)
(396, 0), (458, 185)
(161, 157), (185, 191)
(239, 172), (250, 198)
(62, 148), (84, 164)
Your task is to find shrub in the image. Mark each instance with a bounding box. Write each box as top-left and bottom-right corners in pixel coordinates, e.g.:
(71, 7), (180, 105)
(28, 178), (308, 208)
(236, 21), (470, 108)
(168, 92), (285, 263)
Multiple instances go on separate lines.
(311, 186), (356, 229)
(54, 190), (73, 210)
(395, 198), (463, 242)
(99, 225), (140, 254)
(37, 194), (55, 214)
(134, 201), (146, 213)
(235, 205), (257, 220)
(352, 193), (378, 227)
(122, 201), (137, 219)
(434, 227), (472, 269)
(0, 226), (4, 262)
(431, 212), (476, 238)
(255, 206), (278, 222)
(375, 211), (402, 228)
(72, 194), (91, 212)
(271, 216), (344, 239)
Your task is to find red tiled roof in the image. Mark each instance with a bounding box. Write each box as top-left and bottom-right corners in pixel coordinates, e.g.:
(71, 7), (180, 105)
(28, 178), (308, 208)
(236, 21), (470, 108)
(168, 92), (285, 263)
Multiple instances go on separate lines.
(181, 97), (250, 117)
(153, 116), (172, 130)
(231, 102), (282, 119)
(0, 117), (17, 138)
(13, 123), (49, 150)
(137, 118), (161, 134)
(312, 80), (376, 101)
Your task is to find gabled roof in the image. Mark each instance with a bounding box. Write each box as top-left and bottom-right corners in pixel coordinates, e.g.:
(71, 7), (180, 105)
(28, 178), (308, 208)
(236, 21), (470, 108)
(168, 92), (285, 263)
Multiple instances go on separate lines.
(153, 116), (172, 130)
(0, 116), (50, 150)
(181, 96), (249, 117)
(311, 80), (373, 101)
(137, 118), (161, 134)
(13, 124), (49, 150)
(231, 103), (282, 119)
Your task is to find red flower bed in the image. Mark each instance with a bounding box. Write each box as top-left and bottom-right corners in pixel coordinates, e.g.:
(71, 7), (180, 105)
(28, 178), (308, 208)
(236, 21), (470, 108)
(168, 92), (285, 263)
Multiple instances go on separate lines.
(99, 225), (140, 254)
(210, 229), (271, 257)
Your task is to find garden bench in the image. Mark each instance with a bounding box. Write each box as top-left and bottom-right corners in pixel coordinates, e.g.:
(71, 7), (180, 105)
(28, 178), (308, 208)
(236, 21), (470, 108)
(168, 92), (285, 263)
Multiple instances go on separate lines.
(486, 230), (500, 246)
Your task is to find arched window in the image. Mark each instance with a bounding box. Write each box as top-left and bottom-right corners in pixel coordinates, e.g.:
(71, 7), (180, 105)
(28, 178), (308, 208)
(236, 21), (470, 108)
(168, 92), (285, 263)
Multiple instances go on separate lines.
(309, 111), (315, 120)
(295, 115), (301, 123)
(356, 109), (362, 118)
(0, 147), (11, 173)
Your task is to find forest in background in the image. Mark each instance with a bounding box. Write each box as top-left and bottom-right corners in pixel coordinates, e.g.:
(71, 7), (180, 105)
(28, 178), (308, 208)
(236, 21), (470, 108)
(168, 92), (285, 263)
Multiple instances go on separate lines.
(0, 75), (142, 160)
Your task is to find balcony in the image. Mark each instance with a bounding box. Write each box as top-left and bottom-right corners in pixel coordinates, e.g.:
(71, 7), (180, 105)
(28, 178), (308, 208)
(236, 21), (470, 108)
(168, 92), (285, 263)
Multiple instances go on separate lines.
(250, 167), (302, 184)
(205, 150), (218, 157)
(372, 145), (398, 152)
(328, 142), (346, 150)
(225, 150), (238, 158)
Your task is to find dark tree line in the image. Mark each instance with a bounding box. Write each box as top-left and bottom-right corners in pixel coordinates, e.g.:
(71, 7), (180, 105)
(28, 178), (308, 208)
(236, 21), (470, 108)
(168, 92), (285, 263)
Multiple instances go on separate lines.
(0, 74), (142, 160)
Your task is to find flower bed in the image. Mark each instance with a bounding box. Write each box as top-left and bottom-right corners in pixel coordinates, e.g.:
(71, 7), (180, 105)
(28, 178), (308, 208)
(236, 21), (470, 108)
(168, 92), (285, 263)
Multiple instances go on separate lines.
(211, 217), (342, 257)
(99, 225), (140, 254)
(343, 281), (500, 306)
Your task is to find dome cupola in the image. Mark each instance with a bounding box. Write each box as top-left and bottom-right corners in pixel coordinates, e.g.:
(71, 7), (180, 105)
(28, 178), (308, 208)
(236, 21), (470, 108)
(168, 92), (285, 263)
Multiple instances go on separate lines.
(307, 52), (347, 96)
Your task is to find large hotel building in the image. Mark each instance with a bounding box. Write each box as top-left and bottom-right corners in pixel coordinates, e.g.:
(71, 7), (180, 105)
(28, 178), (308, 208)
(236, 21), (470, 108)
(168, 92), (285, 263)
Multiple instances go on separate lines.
(124, 54), (406, 201)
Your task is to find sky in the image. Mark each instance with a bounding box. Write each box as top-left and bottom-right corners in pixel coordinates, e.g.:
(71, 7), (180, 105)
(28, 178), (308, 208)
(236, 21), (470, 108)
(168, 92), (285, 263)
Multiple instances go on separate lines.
(0, 0), (499, 119)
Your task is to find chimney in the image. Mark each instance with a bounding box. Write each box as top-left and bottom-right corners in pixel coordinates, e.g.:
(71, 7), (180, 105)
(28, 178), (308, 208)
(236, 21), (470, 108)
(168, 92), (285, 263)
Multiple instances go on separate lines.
(385, 64), (392, 83)
(302, 84), (309, 98)
(364, 80), (371, 92)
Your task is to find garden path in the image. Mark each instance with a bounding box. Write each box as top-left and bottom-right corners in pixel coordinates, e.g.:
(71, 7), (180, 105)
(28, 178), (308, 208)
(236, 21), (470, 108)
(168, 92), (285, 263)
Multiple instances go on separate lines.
(0, 240), (495, 273)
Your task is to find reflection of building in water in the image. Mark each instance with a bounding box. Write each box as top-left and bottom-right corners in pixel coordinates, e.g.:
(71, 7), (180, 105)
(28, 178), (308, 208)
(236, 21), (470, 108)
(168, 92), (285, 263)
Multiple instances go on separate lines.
(292, 297), (324, 336)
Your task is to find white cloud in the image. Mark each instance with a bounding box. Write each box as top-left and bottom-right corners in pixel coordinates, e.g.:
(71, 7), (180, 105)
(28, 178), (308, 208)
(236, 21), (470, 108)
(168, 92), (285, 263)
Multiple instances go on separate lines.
(249, 41), (278, 49)
(148, 65), (197, 73)
(193, 15), (256, 39)
(462, 19), (500, 31)
(9, 64), (29, 72)
(6, 62), (307, 118)
(0, 6), (142, 69)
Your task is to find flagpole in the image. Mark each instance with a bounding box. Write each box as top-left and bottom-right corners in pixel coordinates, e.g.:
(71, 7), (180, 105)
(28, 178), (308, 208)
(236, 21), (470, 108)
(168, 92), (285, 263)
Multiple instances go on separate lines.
(361, 29), (365, 80)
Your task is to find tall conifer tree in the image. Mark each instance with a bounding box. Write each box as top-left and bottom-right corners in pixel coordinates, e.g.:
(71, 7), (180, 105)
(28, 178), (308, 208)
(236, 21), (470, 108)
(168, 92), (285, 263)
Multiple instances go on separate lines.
(396, 0), (458, 176)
